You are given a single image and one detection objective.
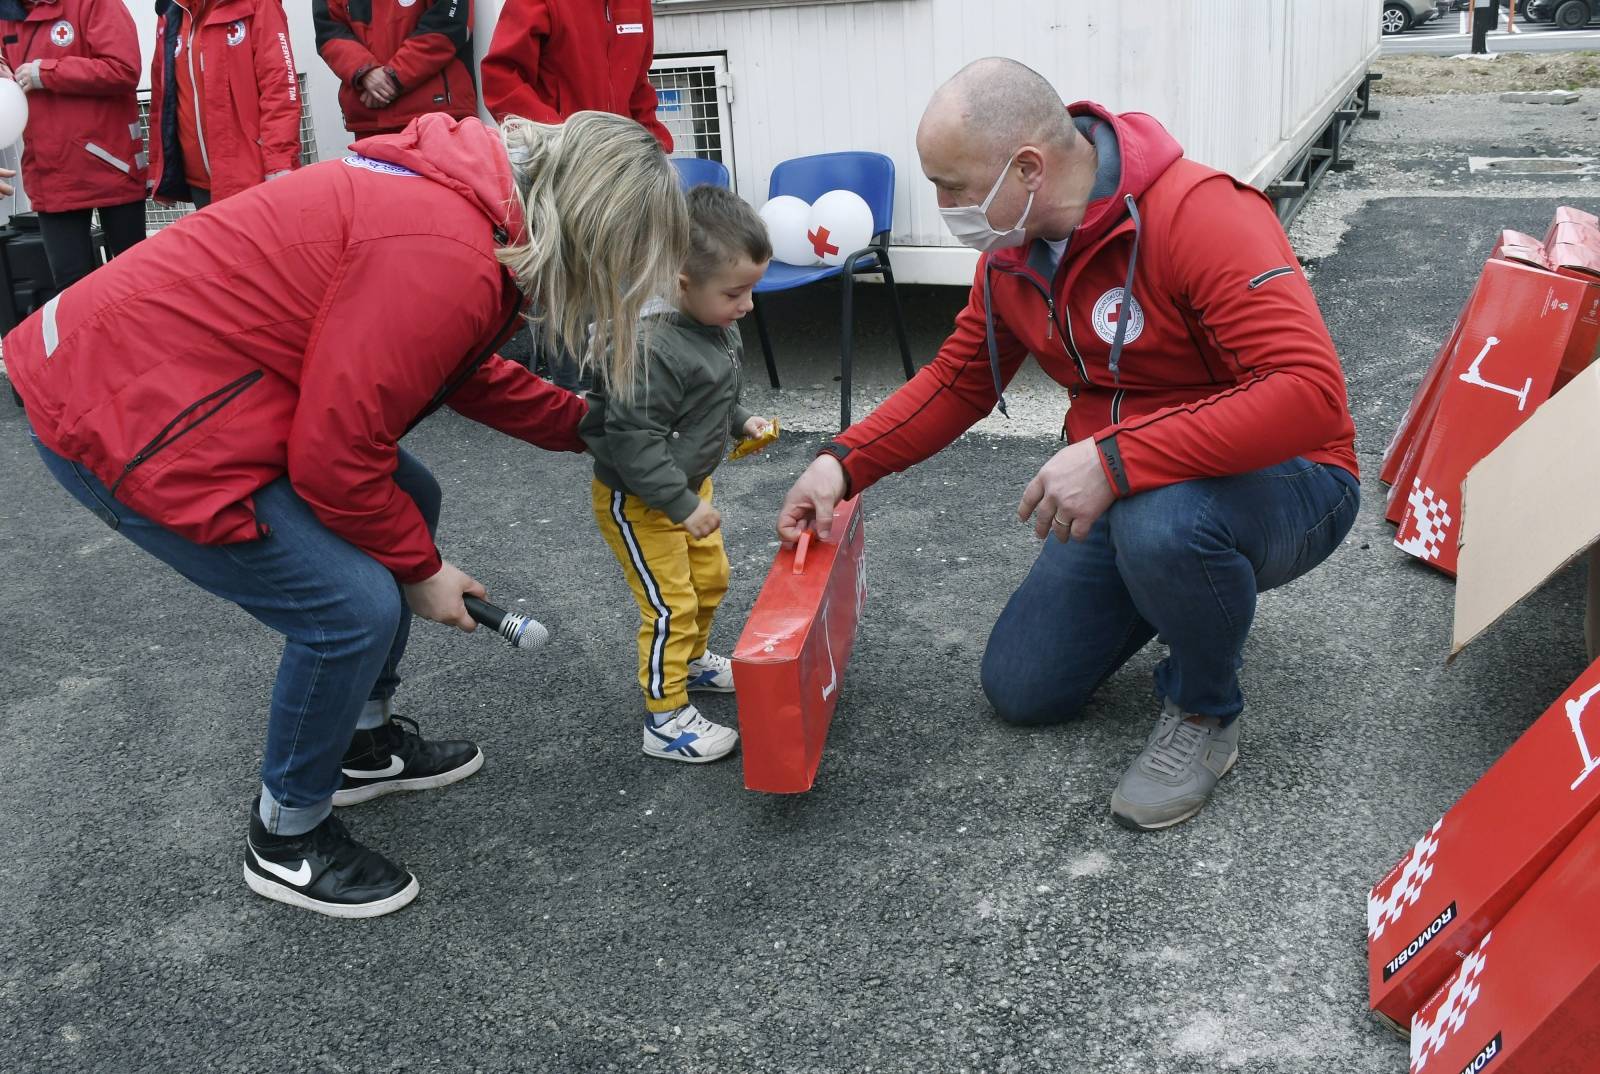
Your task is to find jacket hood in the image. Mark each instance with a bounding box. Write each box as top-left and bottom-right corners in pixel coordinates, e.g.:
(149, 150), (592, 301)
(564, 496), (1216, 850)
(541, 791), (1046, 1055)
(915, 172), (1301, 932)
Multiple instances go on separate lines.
(989, 101), (1183, 272)
(351, 115), (525, 244)
(1065, 101), (1183, 247)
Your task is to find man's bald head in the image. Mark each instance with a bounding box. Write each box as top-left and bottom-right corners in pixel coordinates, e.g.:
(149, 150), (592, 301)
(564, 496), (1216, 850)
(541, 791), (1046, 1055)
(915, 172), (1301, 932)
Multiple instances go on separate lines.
(917, 57), (1098, 244)
(921, 57), (1077, 159)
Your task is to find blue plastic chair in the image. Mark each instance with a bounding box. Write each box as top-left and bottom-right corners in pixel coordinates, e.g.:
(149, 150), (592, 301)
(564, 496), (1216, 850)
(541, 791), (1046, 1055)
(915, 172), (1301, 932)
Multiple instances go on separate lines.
(671, 156), (731, 190)
(750, 151), (916, 429)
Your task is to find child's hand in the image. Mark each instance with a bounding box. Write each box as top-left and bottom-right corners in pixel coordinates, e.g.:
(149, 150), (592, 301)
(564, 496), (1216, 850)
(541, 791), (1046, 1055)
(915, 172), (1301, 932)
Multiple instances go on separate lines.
(683, 500), (722, 538)
(729, 416), (779, 461)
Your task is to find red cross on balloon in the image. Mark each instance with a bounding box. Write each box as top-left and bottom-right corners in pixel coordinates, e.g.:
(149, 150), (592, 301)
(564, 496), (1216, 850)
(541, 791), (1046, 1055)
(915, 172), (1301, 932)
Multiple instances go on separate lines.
(807, 226), (839, 260)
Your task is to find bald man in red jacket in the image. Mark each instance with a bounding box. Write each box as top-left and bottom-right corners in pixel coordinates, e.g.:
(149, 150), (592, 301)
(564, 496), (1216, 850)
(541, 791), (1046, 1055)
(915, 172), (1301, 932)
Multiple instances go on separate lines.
(779, 58), (1360, 834)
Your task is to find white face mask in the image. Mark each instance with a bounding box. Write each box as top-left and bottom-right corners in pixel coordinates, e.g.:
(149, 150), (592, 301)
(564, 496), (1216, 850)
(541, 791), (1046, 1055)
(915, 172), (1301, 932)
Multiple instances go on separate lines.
(939, 153), (1034, 253)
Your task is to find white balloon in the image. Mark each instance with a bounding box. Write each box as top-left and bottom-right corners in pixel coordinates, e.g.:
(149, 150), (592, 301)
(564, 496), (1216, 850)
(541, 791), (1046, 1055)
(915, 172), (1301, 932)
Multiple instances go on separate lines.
(0, 80), (26, 148)
(806, 189), (875, 268)
(759, 195), (819, 267)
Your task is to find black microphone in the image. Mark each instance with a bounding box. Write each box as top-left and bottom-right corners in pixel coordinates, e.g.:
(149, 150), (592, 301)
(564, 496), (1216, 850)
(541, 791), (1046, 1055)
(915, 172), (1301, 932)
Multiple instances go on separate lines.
(462, 595), (549, 653)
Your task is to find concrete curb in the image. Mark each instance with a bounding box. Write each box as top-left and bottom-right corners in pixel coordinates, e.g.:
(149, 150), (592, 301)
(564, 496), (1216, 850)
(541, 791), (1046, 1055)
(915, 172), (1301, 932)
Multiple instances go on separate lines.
(1501, 90), (1581, 105)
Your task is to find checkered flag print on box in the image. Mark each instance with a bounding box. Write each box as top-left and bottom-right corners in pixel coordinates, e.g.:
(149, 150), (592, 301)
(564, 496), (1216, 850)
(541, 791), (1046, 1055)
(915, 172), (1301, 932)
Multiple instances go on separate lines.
(1410, 933), (1492, 1073)
(1395, 479), (1454, 562)
(1369, 819), (1444, 942)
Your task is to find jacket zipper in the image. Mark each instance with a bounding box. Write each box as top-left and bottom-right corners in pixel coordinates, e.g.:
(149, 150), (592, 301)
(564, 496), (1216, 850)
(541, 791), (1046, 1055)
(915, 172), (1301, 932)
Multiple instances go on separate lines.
(110, 370), (264, 496)
(992, 263), (1087, 382)
(176, 0), (211, 180)
(723, 333), (739, 450)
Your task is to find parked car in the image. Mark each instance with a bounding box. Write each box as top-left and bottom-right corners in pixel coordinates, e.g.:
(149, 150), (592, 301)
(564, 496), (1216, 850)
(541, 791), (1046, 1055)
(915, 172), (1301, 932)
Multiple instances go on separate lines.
(1447, 0), (1535, 15)
(1382, 0), (1442, 33)
(1527, 0), (1597, 26)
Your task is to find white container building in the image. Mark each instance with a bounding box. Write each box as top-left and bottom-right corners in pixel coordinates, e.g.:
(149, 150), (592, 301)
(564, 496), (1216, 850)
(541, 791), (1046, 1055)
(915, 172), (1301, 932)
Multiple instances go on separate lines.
(42, 0), (1381, 284)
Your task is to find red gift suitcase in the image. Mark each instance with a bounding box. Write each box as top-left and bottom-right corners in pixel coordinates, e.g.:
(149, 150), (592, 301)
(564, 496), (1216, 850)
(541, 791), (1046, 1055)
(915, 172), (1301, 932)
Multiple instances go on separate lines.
(732, 497), (866, 793)
(1367, 653), (1600, 1029)
(1408, 808), (1600, 1074)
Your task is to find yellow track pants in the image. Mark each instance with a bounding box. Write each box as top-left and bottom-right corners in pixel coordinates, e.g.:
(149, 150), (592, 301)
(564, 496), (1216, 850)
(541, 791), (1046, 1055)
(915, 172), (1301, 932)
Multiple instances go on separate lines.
(592, 478), (730, 713)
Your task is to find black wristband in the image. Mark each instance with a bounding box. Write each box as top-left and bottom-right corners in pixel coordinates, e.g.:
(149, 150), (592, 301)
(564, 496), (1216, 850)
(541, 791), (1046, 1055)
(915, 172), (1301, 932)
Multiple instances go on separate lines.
(817, 442), (854, 499)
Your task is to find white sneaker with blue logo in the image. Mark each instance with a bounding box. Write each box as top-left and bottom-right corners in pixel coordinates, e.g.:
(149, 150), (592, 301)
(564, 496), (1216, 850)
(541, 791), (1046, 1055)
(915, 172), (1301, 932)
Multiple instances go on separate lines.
(642, 704), (738, 763)
(686, 651), (736, 693)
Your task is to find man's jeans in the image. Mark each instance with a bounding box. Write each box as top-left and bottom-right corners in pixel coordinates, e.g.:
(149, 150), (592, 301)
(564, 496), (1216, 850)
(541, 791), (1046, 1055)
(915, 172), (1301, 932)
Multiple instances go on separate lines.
(981, 458), (1360, 726)
(32, 435), (440, 835)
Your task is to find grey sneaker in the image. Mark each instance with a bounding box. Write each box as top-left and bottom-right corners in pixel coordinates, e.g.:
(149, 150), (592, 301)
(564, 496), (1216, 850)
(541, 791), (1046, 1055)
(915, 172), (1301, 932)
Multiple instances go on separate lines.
(1109, 701), (1240, 831)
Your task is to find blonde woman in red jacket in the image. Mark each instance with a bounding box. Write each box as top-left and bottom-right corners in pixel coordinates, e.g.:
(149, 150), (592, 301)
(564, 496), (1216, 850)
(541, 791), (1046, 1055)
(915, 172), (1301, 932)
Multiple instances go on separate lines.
(0, 0), (146, 292)
(481, 0), (671, 151)
(148, 0), (302, 207)
(313, 0), (478, 136)
(8, 112), (687, 918)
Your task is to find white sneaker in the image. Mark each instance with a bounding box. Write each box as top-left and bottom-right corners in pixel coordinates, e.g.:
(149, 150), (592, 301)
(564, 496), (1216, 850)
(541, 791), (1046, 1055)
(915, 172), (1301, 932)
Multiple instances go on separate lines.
(686, 651), (736, 693)
(642, 704), (738, 763)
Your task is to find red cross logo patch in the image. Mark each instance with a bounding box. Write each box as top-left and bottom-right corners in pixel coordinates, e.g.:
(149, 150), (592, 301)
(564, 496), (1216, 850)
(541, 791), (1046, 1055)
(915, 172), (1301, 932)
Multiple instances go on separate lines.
(50, 19), (75, 47)
(226, 20), (247, 47)
(1090, 287), (1145, 345)
(807, 226), (839, 260)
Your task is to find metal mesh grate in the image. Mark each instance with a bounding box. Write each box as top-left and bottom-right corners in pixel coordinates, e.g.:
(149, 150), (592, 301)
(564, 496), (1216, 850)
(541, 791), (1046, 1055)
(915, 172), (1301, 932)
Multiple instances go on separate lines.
(649, 63), (726, 163)
(136, 73), (319, 230)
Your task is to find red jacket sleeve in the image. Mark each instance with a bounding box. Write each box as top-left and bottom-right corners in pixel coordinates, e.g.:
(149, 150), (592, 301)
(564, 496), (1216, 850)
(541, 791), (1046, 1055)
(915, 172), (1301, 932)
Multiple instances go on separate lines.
(35, 0), (140, 96)
(1092, 176), (1355, 496)
(312, 0), (379, 86)
(250, 0), (302, 175)
(288, 237), (506, 584)
(628, 16), (672, 151)
(832, 259), (1029, 494)
(387, 0), (470, 91)
(447, 354), (588, 451)
(480, 0), (560, 124)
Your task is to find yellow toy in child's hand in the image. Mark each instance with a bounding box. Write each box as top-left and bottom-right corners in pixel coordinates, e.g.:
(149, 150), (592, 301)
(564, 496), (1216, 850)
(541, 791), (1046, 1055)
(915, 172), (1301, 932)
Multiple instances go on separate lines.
(729, 416), (780, 460)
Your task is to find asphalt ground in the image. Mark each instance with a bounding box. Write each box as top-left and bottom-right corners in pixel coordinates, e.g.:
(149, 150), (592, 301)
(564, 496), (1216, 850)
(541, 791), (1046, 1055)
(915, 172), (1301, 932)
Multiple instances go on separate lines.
(2, 91), (1598, 1073)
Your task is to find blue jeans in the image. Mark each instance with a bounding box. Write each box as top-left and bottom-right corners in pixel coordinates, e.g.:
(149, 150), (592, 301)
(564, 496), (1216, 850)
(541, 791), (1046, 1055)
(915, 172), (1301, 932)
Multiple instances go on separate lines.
(32, 435), (440, 835)
(981, 458), (1359, 727)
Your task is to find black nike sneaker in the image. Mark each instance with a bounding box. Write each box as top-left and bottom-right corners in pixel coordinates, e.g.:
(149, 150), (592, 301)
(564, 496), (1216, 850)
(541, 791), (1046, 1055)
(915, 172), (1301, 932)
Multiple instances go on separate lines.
(332, 714), (483, 807)
(244, 803), (418, 918)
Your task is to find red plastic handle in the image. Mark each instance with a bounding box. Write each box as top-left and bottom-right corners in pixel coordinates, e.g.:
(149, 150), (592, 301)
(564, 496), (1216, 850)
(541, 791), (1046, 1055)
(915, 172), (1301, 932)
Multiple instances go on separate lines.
(792, 529), (812, 575)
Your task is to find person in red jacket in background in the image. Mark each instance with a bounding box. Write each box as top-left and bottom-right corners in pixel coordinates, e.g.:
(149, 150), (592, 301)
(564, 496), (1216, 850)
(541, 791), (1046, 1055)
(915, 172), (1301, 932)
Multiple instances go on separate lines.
(148, 0), (301, 208)
(7, 111), (688, 918)
(0, 0), (146, 293)
(313, 0), (477, 136)
(779, 58), (1361, 833)
(481, 0), (671, 150)
(482, 0), (672, 390)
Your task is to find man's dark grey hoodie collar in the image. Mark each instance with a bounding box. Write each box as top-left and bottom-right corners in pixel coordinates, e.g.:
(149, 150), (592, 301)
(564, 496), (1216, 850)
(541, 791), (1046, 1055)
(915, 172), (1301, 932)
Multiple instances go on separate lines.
(1025, 115), (1123, 279)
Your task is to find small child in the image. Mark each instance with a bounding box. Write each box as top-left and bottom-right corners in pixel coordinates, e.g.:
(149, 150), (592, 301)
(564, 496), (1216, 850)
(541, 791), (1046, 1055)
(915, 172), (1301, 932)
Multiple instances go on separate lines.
(582, 184), (774, 763)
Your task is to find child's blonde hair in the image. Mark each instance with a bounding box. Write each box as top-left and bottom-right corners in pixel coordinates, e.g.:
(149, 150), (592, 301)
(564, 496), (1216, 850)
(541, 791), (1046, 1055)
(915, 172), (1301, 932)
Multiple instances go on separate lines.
(498, 112), (688, 394)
